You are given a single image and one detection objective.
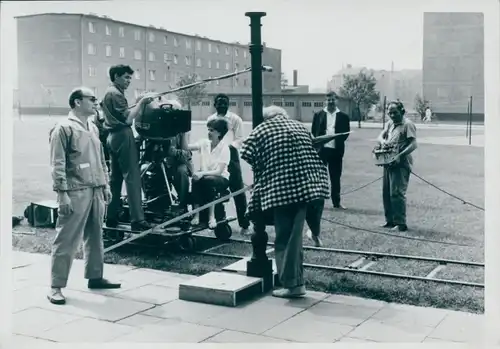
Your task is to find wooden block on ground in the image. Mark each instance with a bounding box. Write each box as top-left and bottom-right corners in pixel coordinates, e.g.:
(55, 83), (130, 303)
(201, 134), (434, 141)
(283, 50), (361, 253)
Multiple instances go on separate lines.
(179, 272), (263, 307)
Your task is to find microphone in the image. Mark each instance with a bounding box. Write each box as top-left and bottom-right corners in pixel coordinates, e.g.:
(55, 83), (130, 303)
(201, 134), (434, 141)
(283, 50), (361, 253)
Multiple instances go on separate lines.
(262, 65), (273, 72)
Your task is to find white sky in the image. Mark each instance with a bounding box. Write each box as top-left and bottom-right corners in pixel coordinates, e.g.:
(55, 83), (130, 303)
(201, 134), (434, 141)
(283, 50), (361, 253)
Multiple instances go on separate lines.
(0, 0), (491, 89)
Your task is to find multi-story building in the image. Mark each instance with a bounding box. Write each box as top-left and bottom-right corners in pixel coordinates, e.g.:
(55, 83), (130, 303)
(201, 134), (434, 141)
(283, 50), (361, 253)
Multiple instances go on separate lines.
(16, 12), (282, 109)
(422, 12), (484, 121)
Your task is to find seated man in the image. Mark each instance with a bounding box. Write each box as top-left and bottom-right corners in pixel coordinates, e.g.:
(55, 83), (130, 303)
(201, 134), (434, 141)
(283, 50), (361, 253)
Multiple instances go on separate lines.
(188, 117), (230, 229)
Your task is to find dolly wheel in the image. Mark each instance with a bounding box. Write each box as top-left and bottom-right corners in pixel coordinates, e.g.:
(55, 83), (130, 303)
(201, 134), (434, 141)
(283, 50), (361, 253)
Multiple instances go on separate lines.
(179, 236), (196, 251)
(214, 223), (232, 241)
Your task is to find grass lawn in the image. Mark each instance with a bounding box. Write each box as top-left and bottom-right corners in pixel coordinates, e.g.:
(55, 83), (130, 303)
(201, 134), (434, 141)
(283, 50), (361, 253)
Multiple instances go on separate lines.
(12, 115), (484, 313)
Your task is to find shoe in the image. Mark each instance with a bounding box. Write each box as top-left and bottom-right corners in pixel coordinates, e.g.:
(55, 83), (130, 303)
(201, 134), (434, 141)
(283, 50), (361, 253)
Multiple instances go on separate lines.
(47, 287), (66, 305)
(334, 204), (346, 210)
(391, 224), (408, 232)
(131, 220), (153, 231)
(306, 229), (323, 247)
(381, 222), (395, 228)
(88, 278), (121, 289)
(272, 285), (306, 298)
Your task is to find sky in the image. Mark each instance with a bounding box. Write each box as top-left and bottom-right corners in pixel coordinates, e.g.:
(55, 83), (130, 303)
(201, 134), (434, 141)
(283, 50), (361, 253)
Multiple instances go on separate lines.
(0, 0), (492, 90)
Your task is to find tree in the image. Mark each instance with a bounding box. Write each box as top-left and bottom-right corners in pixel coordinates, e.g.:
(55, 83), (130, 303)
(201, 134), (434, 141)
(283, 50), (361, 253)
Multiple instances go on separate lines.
(338, 71), (380, 124)
(174, 73), (207, 110)
(281, 72), (289, 89)
(414, 94), (429, 120)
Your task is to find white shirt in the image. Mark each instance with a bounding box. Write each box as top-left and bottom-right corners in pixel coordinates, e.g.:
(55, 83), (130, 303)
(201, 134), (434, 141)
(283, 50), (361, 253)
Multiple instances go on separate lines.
(324, 107), (340, 148)
(194, 139), (230, 180)
(207, 111), (244, 150)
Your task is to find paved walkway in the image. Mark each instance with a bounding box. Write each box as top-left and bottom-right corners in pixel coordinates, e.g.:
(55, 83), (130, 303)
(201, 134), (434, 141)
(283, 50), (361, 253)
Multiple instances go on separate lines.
(11, 251), (483, 345)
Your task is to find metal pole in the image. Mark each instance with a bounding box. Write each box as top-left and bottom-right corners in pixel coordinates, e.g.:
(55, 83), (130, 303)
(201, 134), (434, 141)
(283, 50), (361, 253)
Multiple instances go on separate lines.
(469, 96), (473, 145)
(245, 11), (274, 292)
(466, 98), (470, 138)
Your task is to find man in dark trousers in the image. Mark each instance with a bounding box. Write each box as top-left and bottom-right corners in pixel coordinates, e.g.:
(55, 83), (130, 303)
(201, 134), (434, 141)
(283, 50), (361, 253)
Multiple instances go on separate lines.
(311, 91), (350, 209)
(100, 64), (155, 231)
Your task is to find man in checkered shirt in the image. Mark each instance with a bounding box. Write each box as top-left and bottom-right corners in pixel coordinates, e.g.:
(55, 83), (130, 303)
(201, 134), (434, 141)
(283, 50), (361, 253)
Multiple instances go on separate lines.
(240, 106), (330, 298)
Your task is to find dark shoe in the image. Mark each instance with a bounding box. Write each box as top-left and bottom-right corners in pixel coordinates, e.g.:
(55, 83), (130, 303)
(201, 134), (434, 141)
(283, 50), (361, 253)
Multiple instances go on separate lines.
(131, 220), (153, 231)
(47, 288), (66, 305)
(391, 224), (408, 232)
(381, 222), (395, 228)
(88, 278), (121, 289)
(106, 219), (118, 228)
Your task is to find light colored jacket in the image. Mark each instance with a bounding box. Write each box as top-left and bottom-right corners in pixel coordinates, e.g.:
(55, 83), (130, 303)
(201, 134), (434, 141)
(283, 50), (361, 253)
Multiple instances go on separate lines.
(49, 111), (109, 192)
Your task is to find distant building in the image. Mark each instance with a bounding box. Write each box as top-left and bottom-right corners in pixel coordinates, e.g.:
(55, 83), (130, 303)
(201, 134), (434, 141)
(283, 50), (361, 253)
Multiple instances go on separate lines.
(422, 12), (484, 121)
(16, 13), (282, 109)
(281, 69), (309, 93)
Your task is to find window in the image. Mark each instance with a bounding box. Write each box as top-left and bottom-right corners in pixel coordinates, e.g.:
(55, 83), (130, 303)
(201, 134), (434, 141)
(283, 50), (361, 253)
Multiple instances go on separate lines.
(216, 61), (220, 69)
(164, 71), (169, 81)
(185, 56), (191, 65)
(208, 60), (212, 69)
(134, 30), (141, 41)
(225, 47), (229, 55)
(148, 51), (155, 61)
(235, 48), (239, 57)
(88, 22), (95, 33)
(173, 55), (178, 64)
(88, 65), (96, 77)
(163, 53), (169, 63)
(105, 25), (111, 36)
(119, 47), (125, 58)
(234, 63), (239, 71)
(173, 37), (178, 47)
(105, 45), (112, 57)
(285, 101), (295, 107)
(225, 62), (230, 70)
(135, 69), (141, 79)
(273, 101), (283, 106)
(216, 80), (220, 85)
(234, 78), (239, 86)
(119, 26), (124, 37)
(196, 41), (201, 50)
(244, 79), (247, 87)
(186, 39), (191, 49)
(244, 101), (252, 106)
(134, 50), (142, 60)
(302, 102), (312, 107)
(208, 43), (212, 52)
(216, 45), (220, 54)
(201, 101), (210, 106)
(196, 58), (202, 67)
(87, 43), (96, 55)
(149, 70), (156, 81)
(163, 35), (168, 44)
(135, 89), (142, 99)
(148, 32), (155, 42)
(314, 102), (324, 108)
(92, 87), (98, 96)
(230, 101), (237, 107)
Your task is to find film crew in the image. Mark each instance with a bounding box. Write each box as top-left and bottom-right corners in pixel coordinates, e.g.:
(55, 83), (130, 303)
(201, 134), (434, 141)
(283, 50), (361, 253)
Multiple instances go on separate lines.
(377, 101), (417, 232)
(100, 64), (156, 231)
(240, 106), (329, 298)
(48, 87), (121, 305)
(188, 117), (231, 229)
(311, 91), (350, 209)
(207, 94), (251, 235)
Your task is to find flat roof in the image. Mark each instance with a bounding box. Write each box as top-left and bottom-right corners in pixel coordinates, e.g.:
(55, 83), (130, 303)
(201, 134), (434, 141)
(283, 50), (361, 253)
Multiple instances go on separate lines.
(15, 12), (280, 51)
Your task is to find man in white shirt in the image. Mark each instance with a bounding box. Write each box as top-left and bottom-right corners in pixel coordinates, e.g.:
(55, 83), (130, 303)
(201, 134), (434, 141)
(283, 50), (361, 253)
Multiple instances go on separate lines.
(207, 94), (250, 234)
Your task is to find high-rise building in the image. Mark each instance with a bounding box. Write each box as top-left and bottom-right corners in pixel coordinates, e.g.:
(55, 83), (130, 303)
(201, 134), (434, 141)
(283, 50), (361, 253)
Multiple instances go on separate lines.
(16, 13), (282, 108)
(422, 12), (484, 120)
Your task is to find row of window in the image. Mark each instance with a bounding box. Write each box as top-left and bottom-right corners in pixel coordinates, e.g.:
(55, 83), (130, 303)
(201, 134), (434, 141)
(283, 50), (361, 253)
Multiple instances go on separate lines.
(87, 43), (244, 71)
(87, 21), (248, 58)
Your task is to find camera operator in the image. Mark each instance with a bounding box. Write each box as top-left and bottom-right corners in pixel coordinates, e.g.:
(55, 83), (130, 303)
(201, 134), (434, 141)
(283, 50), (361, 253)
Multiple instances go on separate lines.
(100, 64), (155, 231)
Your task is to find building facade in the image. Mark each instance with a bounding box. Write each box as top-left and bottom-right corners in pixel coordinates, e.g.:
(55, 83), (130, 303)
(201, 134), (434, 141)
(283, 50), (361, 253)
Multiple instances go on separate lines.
(16, 13), (282, 108)
(422, 12), (484, 120)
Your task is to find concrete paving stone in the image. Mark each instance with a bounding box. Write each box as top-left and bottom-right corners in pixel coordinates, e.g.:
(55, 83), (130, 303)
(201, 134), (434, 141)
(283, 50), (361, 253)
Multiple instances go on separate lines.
(103, 267), (177, 290)
(141, 299), (231, 323)
(345, 318), (435, 342)
(12, 307), (82, 337)
(198, 301), (304, 335)
(116, 313), (165, 327)
(34, 289), (155, 322)
(111, 284), (179, 305)
(111, 318), (224, 343)
(12, 285), (52, 314)
(370, 303), (448, 328)
(426, 312), (484, 343)
(253, 291), (328, 309)
(12, 251), (47, 268)
(262, 311), (354, 342)
(37, 317), (135, 342)
(152, 272), (198, 289)
(203, 329), (293, 343)
(323, 294), (388, 309)
(12, 334), (58, 348)
(302, 300), (381, 327)
(423, 337), (461, 343)
(337, 336), (377, 343)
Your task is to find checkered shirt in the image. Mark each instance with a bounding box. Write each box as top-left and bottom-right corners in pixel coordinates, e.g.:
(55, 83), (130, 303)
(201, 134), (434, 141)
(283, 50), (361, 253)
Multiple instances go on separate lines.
(240, 115), (330, 215)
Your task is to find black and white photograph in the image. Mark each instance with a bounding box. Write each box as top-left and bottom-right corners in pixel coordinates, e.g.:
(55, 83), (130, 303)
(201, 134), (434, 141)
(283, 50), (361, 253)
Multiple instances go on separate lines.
(0, 0), (498, 346)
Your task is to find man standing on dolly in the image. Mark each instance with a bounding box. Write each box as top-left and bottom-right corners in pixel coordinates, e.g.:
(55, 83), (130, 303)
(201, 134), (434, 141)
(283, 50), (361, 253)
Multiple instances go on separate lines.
(207, 93), (251, 235)
(48, 87), (121, 305)
(311, 91), (350, 209)
(100, 64), (155, 231)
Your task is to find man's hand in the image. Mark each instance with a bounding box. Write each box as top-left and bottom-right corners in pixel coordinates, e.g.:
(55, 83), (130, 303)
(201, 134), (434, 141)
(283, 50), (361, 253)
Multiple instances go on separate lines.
(192, 172), (204, 180)
(139, 92), (157, 105)
(57, 192), (73, 216)
(103, 186), (112, 204)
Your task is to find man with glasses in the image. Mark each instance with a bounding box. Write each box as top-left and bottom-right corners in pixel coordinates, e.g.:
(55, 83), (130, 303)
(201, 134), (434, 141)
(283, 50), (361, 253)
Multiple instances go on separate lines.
(48, 87), (121, 305)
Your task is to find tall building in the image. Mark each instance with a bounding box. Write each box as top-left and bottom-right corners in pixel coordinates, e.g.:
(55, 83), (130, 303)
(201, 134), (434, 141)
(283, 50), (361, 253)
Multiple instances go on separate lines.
(422, 12), (484, 120)
(16, 13), (282, 108)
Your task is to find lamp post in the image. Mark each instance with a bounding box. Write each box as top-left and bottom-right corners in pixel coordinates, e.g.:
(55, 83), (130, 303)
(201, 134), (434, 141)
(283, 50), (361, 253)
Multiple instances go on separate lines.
(244, 11), (274, 292)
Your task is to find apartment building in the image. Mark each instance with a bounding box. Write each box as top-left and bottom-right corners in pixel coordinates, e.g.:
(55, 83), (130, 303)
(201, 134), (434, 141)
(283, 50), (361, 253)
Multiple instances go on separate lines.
(16, 12), (282, 108)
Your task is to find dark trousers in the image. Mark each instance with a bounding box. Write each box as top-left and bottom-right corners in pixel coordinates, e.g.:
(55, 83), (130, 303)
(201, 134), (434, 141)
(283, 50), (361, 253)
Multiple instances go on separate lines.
(192, 175), (229, 222)
(305, 198), (325, 237)
(228, 145), (250, 229)
(319, 148), (344, 206)
(106, 127), (144, 224)
(167, 164), (190, 209)
(273, 202), (307, 289)
(383, 165), (410, 225)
